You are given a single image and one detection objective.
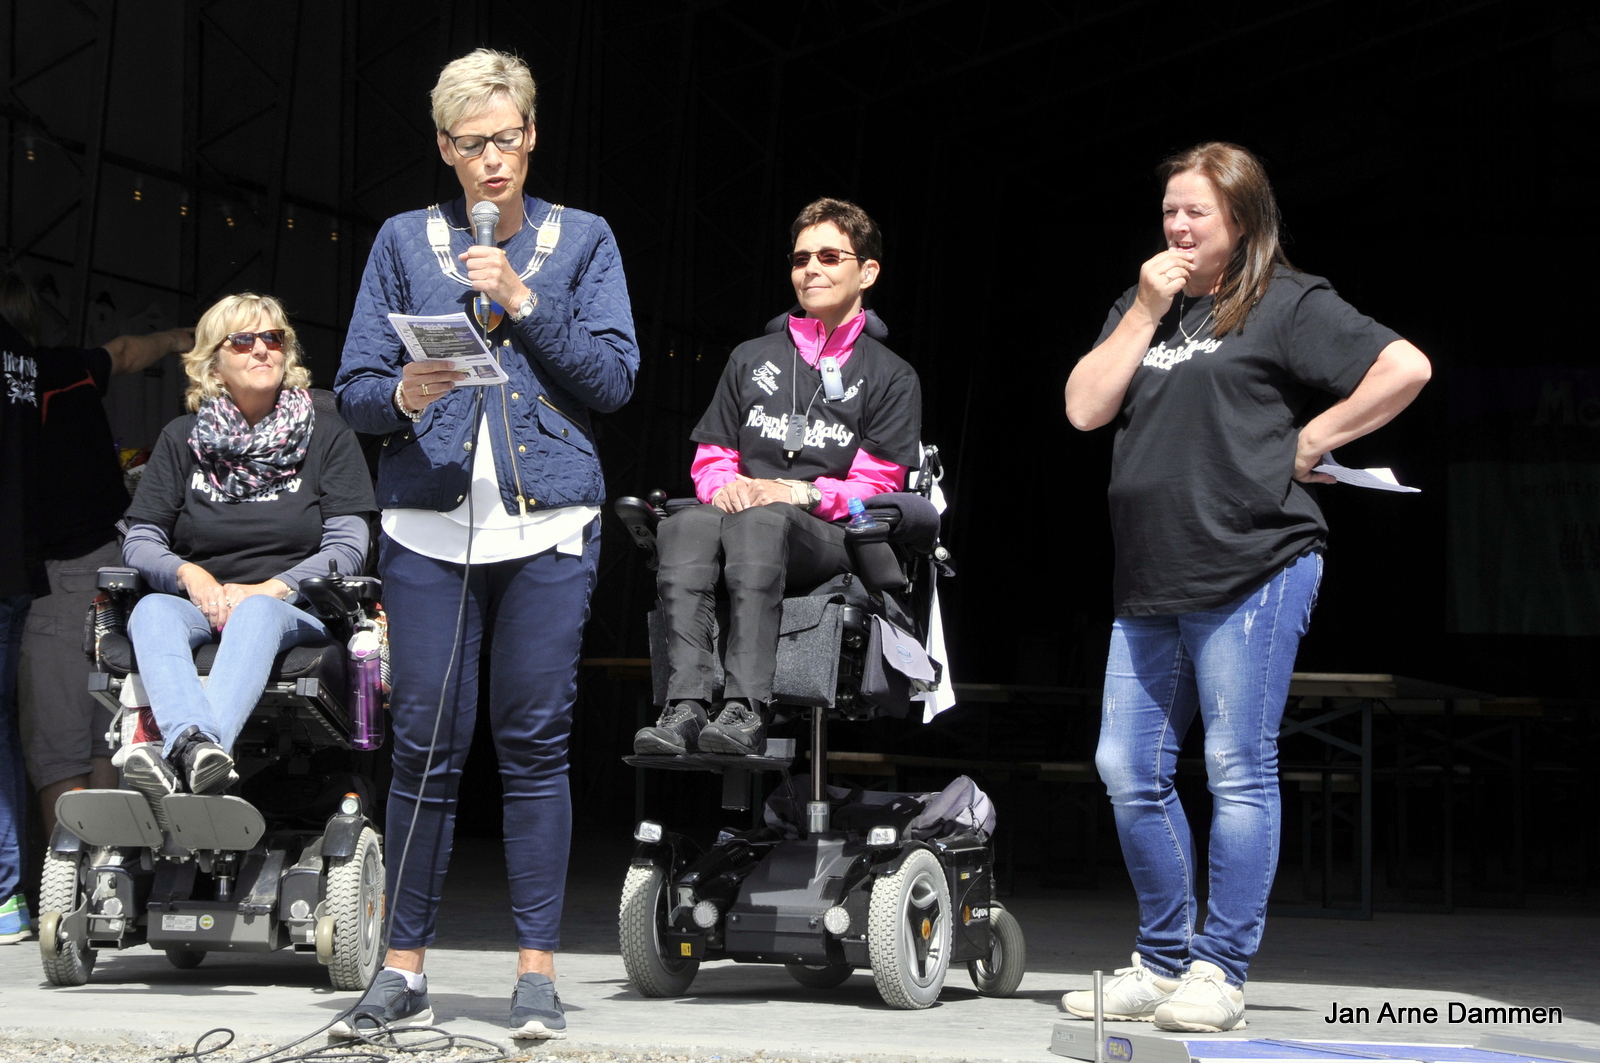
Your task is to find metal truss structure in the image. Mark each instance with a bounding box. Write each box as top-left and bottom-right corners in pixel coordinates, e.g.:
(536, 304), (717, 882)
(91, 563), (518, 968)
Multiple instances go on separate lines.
(3, 0), (1597, 663)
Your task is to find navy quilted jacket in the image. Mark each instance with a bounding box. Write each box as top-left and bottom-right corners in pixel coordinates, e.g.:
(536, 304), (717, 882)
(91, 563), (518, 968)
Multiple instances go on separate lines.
(334, 196), (638, 515)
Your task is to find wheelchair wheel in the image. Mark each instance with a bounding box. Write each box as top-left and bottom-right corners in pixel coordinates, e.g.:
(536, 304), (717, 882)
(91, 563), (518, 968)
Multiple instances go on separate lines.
(619, 863), (698, 997)
(39, 850), (96, 987)
(785, 963), (854, 989)
(166, 949), (206, 970)
(325, 826), (383, 991)
(967, 904), (1026, 997)
(867, 848), (952, 1009)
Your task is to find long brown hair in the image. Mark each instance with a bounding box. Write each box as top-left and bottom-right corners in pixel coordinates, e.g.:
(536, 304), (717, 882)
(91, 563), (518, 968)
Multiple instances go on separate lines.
(1158, 142), (1293, 336)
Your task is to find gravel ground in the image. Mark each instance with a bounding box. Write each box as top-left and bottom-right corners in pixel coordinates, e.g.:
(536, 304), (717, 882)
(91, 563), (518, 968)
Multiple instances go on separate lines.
(0, 1035), (886, 1063)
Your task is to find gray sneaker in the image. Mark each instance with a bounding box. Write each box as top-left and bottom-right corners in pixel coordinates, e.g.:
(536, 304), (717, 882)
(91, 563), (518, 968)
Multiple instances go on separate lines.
(330, 969), (434, 1039)
(1153, 961), (1247, 1032)
(696, 699), (768, 755)
(509, 972), (567, 1040)
(633, 700), (708, 755)
(1062, 953), (1182, 1021)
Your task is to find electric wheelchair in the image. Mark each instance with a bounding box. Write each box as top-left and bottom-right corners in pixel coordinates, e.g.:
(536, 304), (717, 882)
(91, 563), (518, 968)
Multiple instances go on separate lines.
(612, 447), (1027, 1010)
(37, 565), (386, 991)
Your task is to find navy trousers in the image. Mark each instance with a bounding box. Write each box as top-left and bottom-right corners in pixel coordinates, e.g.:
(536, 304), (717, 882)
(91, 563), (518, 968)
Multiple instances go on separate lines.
(378, 526), (599, 952)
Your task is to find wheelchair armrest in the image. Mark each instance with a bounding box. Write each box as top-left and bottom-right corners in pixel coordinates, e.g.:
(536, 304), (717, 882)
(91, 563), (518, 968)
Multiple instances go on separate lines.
(614, 495), (665, 570)
(97, 567), (142, 593)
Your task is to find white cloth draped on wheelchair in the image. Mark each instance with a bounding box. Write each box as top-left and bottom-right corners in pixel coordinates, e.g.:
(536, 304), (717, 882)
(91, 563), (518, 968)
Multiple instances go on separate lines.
(905, 470), (953, 721)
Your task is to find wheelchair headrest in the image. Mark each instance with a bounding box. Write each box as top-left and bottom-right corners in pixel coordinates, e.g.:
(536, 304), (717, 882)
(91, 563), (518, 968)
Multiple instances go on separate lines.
(861, 493), (941, 552)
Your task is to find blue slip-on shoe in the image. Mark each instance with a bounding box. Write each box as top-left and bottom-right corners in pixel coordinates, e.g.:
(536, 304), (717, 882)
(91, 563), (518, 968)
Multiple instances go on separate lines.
(330, 969), (434, 1039)
(0, 894), (33, 944)
(509, 972), (567, 1040)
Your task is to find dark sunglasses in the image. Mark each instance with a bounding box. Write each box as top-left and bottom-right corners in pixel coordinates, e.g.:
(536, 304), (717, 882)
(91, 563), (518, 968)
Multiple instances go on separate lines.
(220, 330), (285, 354)
(788, 247), (862, 269)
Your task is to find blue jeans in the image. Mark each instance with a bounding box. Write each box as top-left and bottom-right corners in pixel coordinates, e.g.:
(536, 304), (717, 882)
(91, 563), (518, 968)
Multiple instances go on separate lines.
(1096, 551), (1323, 988)
(127, 593), (329, 757)
(0, 595), (32, 900)
(379, 526), (599, 953)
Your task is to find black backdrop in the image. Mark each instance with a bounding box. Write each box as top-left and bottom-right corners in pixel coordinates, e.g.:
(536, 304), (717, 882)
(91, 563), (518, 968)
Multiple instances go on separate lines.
(4, 0), (1596, 764)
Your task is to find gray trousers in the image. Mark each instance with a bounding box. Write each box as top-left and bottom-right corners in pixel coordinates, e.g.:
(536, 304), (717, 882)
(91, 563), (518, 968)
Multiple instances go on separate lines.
(657, 503), (849, 705)
(19, 540), (121, 788)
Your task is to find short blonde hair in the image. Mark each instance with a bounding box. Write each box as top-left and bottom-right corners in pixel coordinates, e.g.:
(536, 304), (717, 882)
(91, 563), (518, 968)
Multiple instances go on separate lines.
(431, 48), (536, 133)
(183, 292), (310, 411)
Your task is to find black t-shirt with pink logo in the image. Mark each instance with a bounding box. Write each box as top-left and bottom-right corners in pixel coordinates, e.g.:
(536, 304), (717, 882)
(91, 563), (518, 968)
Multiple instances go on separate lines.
(692, 330), (922, 484)
(1093, 268), (1400, 616)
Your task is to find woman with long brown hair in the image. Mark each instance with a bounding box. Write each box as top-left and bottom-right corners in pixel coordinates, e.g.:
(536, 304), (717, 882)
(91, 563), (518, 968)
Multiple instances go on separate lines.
(1061, 143), (1431, 1032)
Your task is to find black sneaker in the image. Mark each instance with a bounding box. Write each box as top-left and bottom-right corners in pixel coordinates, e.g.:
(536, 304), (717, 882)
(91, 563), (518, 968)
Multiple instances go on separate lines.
(330, 969), (434, 1039)
(509, 972), (567, 1040)
(696, 699), (768, 755)
(632, 700), (708, 755)
(171, 726), (238, 795)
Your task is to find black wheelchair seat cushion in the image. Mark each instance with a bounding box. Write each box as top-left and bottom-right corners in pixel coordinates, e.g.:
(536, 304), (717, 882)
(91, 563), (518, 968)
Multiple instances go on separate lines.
(97, 631), (346, 691)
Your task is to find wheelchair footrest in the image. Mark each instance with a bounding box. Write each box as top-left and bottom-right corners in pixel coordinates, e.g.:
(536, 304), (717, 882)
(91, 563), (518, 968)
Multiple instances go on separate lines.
(623, 738), (795, 774)
(162, 795), (267, 852)
(56, 789), (164, 849)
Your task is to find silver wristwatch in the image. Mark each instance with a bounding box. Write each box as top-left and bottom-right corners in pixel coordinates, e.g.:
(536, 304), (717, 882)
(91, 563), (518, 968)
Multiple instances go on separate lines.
(509, 290), (539, 323)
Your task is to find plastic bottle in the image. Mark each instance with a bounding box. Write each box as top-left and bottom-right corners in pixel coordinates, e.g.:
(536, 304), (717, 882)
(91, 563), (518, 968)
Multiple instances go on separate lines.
(347, 627), (385, 751)
(846, 496), (881, 532)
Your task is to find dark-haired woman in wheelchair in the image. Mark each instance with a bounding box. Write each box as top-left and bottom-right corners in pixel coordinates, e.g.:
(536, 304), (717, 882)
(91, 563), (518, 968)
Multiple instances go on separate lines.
(633, 197), (922, 757)
(118, 293), (376, 802)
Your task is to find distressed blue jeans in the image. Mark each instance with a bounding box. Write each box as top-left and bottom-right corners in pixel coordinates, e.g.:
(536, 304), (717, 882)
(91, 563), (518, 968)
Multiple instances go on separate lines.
(1095, 551), (1323, 988)
(127, 593), (328, 757)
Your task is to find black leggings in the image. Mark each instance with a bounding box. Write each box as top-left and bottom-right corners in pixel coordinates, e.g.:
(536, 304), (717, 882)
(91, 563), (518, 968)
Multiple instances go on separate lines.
(656, 502), (850, 704)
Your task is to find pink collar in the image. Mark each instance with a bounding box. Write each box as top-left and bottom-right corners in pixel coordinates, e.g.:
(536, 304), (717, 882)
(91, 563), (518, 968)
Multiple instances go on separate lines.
(787, 311), (866, 369)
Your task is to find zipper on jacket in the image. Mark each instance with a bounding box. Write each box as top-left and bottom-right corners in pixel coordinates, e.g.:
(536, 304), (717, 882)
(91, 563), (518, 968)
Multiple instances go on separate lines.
(495, 349), (529, 515)
(537, 393), (587, 439)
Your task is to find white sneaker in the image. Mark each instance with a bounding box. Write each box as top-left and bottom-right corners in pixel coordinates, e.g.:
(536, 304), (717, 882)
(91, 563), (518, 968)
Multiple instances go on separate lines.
(1153, 961), (1247, 1032)
(1061, 953), (1182, 1021)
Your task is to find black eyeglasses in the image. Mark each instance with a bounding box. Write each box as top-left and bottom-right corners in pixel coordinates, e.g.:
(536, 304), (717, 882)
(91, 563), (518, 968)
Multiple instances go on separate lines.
(219, 330), (285, 354)
(789, 247), (862, 269)
(443, 126), (527, 159)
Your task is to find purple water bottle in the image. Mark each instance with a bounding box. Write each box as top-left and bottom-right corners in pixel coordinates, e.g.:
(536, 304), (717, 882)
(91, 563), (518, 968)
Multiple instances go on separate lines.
(347, 626), (385, 751)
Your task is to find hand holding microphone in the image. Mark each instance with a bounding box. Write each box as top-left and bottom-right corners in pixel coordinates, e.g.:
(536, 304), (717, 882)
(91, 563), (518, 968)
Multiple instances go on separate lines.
(459, 200), (531, 313)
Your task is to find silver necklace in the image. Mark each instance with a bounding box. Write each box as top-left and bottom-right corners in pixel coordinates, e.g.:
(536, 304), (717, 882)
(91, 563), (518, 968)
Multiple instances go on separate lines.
(1177, 293), (1214, 344)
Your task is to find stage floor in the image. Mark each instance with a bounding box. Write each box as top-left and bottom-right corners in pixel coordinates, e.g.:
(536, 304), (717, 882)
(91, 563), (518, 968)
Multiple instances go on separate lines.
(2, 837), (1595, 1061)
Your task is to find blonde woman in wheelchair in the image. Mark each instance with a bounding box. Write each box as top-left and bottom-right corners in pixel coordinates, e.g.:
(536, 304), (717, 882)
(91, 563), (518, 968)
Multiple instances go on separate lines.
(118, 293), (375, 802)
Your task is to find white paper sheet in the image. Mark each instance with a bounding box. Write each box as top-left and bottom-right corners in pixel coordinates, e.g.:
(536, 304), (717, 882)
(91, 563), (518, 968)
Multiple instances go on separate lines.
(387, 312), (509, 386)
(1312, 452), (1420, 493)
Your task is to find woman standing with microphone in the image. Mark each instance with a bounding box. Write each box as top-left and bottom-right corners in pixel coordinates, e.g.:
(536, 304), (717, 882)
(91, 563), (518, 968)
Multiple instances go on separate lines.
(1062, 143), (1430, 1032)
(334, 49), (637, 1040)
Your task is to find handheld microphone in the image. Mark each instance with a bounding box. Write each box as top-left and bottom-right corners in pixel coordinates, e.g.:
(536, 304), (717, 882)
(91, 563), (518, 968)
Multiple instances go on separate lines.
(471, 200), (499, 247)
(469, 201), (500, 325)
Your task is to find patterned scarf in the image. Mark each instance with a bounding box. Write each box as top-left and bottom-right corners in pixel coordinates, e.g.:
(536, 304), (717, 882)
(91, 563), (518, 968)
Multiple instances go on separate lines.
(188, 387), (315, 499)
